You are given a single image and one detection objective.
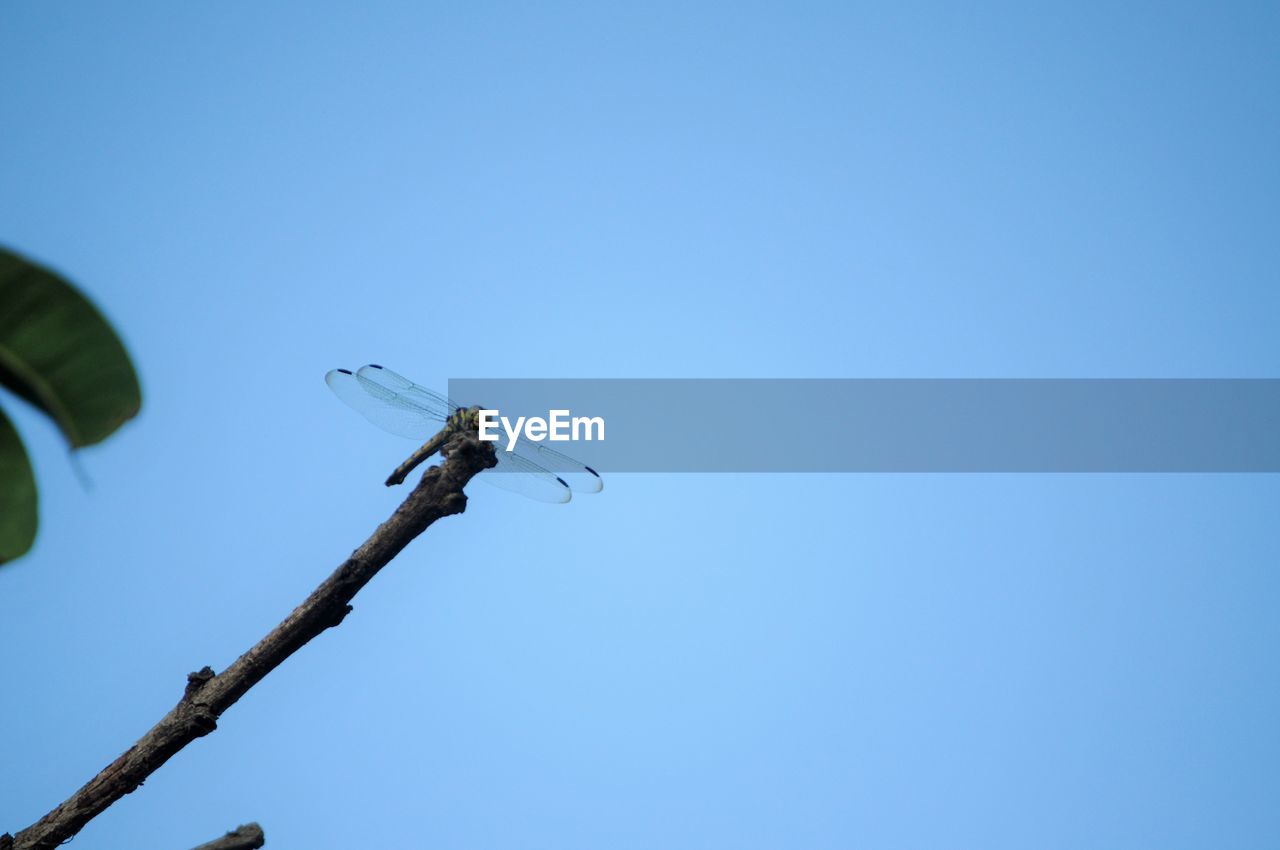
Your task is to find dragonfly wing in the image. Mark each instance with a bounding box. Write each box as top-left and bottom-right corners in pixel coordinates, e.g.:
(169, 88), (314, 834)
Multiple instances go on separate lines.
(330, 364), (581, 504)
(355, 364), (458, 418)
(325, 368), (443, 440)
(481, 450), (572, 503)
(509, 439), (603, 493)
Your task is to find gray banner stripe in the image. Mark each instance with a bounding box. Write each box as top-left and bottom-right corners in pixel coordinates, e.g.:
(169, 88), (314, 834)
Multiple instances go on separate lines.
(447, 379), (1280, 472)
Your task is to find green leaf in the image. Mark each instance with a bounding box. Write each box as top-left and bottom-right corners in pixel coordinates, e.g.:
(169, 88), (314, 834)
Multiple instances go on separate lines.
(0, 406), (37, 563)
(0, 247), (141, 447)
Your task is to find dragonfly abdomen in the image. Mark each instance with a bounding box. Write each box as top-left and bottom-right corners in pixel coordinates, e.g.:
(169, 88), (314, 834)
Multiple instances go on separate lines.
(385, 430), (452, 486)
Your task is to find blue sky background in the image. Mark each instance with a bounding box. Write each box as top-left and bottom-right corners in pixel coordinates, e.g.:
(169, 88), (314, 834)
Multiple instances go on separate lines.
(1, 2), (1278, 848)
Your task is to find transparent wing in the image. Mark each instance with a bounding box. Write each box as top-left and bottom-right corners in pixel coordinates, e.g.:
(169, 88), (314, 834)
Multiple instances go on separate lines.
(328, 364), (582, 504)
(359, 364), (598, 495)
(485, 449), (573, 503)
(325, 368), (444, 440)
(355, 364), (458, 418)
(508, 438), (604, 494)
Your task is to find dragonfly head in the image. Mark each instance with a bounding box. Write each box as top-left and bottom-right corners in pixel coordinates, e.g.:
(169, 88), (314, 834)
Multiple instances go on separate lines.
(449, 406), (485, 432)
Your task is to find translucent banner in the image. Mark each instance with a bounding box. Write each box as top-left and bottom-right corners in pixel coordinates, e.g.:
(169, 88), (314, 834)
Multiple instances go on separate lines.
(445, 379), (1280, 473)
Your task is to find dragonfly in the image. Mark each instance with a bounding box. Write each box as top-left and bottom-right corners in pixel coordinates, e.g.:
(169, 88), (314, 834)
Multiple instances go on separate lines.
(326, 364), (603, 503)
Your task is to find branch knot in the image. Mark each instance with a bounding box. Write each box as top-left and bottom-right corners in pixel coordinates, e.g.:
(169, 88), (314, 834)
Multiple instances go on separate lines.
(187, 706), (218, 736)
(185, 666), (216, 697)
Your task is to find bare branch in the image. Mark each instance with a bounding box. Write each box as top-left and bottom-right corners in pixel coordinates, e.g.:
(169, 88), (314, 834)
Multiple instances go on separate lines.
(190, 823), (265, 850)
(6, 433), (496, 850)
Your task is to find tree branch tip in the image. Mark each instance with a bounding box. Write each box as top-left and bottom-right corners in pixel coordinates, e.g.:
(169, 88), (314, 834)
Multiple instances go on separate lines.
(442, 432), (499, 469)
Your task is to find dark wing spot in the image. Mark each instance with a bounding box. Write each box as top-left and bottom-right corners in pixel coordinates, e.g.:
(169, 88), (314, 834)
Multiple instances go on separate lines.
(369, 363), (384, 369)
(337, 368), (353, 375)
(555, 477), (569, 488)
(584, 465), (600, 476)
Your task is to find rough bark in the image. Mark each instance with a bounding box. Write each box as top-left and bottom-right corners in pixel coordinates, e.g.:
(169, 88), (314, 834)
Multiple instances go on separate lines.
(3, 433), (496, 850)
(189, 823), (265, 850)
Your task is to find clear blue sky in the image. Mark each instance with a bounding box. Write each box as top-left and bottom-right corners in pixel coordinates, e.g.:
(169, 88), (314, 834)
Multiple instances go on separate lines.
(2, 3), (1278, 848)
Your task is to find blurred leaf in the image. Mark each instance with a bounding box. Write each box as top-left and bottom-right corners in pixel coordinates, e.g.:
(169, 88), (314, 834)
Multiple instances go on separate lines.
(0, 406), (37, 563)
(0, 247), (141, 447)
